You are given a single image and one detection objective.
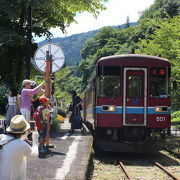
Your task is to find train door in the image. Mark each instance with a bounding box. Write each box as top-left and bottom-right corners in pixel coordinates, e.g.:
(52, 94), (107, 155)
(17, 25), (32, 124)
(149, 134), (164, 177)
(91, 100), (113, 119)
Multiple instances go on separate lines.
(123, 68), (147, 126)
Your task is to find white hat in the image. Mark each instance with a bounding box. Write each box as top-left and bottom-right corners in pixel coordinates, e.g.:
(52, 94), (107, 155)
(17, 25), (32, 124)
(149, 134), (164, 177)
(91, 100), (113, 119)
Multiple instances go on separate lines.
(6, 115), (30, 134)
(22, 79), (31, 87)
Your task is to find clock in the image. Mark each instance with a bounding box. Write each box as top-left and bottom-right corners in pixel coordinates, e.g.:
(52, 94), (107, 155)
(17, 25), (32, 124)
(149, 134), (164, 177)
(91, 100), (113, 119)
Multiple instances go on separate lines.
(34, 43), (65, 73)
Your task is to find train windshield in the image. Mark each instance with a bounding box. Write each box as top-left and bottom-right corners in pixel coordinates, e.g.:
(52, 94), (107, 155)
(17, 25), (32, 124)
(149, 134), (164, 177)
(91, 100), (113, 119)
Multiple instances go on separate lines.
(97, 66), (120, 97)
(150, 68), (170, 98)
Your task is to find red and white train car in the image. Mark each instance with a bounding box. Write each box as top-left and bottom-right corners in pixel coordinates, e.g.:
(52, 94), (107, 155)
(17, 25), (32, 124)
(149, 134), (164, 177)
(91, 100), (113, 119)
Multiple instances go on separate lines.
(83, 54), (171, 152)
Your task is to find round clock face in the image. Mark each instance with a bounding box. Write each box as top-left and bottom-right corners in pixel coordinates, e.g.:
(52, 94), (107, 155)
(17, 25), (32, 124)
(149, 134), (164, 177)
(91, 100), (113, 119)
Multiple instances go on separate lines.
(34, 43), (65, 73)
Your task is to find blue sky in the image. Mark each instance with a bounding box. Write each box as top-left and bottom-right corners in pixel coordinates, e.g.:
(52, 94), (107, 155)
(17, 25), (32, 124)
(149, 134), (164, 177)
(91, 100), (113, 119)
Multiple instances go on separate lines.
(34, 0), (154, 42)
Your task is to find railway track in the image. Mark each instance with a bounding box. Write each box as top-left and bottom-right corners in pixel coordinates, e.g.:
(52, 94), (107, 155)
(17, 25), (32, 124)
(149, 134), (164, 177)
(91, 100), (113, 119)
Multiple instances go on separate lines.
(88, 150), (180, 180)
(119, 160), (179, 180)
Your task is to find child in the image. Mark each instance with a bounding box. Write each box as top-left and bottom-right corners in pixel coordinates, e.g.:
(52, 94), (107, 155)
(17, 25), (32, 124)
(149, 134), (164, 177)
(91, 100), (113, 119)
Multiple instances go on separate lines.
(33, 96), (50, 154)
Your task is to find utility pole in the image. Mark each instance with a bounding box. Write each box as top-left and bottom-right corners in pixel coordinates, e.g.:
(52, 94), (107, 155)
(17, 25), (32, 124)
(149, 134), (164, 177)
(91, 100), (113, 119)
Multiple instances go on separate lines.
(26, 4), (32, 79)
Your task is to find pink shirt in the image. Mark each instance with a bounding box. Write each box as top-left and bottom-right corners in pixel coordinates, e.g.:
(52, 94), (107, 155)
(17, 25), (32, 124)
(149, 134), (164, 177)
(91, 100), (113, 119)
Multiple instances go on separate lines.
(21, 87), (39, 110)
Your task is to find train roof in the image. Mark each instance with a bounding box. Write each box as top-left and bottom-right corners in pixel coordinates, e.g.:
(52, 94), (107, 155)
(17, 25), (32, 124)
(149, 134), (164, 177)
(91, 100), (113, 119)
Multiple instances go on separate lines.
(98, 54), (170, 67)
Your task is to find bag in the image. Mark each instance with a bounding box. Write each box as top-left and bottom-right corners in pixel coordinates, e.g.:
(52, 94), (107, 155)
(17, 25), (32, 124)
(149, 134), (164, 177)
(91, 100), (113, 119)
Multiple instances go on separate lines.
(33, 106), (46, 131)
(0, 138), (16, 150)
(72, 116), (82, 129)
(72, 107), (82, 129)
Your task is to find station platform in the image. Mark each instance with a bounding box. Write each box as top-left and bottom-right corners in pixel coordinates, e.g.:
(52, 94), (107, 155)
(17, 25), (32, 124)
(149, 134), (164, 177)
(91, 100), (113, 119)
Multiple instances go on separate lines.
(27, 119), (93, 180)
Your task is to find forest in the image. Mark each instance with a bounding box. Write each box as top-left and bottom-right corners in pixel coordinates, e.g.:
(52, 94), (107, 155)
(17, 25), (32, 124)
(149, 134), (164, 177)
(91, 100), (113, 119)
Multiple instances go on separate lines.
(0, 0), (179, 113)
(54, 0), (180, 112)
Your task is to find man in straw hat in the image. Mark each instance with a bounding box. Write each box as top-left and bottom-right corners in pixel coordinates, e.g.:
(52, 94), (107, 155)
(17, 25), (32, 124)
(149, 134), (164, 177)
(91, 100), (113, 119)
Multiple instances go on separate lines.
(0, 115), (39, 180)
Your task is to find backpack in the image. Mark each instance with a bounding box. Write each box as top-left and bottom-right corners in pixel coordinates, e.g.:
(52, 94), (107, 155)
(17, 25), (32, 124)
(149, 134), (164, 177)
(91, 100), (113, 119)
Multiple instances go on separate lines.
(33, 106), (46, 131)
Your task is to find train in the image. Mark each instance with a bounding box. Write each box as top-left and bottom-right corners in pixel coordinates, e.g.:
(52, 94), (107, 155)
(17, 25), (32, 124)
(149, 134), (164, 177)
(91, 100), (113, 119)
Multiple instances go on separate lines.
(83, 54), (171, 152)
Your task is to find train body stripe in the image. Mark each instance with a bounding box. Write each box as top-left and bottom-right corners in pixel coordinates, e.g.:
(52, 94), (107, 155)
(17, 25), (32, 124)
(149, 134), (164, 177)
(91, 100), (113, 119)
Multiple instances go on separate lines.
(95, 106), (171, 115)
(96, 106), (123, 114)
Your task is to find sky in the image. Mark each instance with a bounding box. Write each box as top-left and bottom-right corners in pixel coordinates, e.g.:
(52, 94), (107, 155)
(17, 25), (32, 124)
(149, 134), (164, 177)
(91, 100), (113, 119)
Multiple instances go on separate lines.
(34, 0), (154, 42)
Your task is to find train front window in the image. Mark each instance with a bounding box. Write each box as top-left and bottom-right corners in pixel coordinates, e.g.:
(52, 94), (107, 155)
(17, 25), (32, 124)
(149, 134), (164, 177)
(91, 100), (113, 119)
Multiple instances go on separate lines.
(97, 66), (120, 97)
(150, 68), (169, 98)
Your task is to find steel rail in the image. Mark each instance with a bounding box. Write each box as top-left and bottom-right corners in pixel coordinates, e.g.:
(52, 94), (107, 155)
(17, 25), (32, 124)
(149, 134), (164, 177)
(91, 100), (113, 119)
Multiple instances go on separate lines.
(154, 162), (179, 180)
(119, 162), (132, 180)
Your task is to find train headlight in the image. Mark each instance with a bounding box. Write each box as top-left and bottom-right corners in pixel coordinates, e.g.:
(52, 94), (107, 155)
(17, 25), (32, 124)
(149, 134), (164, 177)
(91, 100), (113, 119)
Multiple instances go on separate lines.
(102, 105), (116, 112)
(155, 107), (161, 112)
(109, 106), (116, 111)
(154, 106), (168, 112)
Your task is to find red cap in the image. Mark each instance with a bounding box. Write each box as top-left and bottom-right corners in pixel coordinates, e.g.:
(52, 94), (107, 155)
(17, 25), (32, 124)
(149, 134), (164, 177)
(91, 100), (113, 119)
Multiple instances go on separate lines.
(39, 96), (49, 103)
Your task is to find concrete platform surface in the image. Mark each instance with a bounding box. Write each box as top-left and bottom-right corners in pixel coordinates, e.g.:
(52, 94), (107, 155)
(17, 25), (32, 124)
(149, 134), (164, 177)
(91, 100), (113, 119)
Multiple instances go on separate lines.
(27, 120), (92, 180)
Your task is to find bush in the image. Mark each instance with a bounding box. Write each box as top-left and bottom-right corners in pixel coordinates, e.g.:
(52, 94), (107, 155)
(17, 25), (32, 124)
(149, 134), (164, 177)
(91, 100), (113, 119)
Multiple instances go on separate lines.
(0, 84), (8, 115)
(0, 84), (7, 100)
(171, 111), (180, 123)
(51, 119), (61, 132)
(57, 107), (66, 118)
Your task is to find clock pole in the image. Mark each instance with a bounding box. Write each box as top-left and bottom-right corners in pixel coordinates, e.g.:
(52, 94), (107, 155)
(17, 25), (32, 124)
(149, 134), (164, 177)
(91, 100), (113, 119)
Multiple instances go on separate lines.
(34, 43), (65, 149)
(45, 50), (53, 148)
(45, 51), (52, 98)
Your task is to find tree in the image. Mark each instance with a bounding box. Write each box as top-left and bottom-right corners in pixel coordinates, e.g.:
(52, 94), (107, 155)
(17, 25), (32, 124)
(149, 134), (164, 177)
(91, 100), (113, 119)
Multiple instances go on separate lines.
(136, 16), (180, 109)
(140, 0), (180, 19)
(0, 0), (107, 86)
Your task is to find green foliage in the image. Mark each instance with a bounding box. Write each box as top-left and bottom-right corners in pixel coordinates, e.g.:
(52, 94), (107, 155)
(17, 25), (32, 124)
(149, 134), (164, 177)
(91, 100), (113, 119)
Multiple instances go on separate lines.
(0, 0), (107, 86)
(51, 119), (61, 132)
(140, 0), (180, 19)
(136, 16), (180, 109)
(52, 0), (179, 110)
(0, 84), (8, 115)
(79, 25), (140, 84)
(0, 84), (8, 99)
(54, 66), (83, 105)
(55, 0), (179, 109)
(171, 111), (180, 123)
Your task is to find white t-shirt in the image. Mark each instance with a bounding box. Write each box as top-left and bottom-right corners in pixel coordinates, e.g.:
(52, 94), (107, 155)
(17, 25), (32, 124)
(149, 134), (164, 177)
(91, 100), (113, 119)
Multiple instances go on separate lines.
(8, 96), (17, 106)
(0, 134), (38, 180)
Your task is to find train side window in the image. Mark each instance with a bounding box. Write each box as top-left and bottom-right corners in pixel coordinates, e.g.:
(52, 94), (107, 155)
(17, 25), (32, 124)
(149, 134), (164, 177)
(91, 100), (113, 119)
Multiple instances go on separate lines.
(97, 66), (120, 97)
(128, 76), (142, 98)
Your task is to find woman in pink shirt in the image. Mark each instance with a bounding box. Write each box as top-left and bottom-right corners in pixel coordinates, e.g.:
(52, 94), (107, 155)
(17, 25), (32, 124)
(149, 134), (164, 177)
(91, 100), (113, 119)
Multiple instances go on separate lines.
(20, 80), (44, 122)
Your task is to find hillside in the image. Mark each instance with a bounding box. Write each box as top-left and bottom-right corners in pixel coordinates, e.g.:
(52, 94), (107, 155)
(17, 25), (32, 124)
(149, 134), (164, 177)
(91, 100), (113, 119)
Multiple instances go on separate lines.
(39, 22), (138, 66)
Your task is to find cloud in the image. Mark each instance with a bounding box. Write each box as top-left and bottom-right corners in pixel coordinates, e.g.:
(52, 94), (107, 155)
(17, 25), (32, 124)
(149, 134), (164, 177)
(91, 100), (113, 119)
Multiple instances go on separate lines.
(35, 0), (154, 42)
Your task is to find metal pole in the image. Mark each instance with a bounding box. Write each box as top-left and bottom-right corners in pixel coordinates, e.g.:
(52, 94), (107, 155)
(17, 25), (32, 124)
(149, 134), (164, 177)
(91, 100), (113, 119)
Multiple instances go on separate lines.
(45, 51), (52, 147)
(45, 51), (51, 98)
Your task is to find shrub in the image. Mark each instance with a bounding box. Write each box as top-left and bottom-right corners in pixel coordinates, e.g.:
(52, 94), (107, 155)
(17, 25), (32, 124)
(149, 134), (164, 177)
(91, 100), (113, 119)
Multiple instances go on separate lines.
(57, 107), (66, 118)
(171, 111), (180, 122)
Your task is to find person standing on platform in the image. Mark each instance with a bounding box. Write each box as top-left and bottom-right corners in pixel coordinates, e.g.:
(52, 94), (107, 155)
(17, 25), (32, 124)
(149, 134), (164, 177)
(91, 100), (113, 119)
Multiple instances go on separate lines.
(0, 115), (39, 180)
(20, 80), (44, 122)
(68, 90), (82, 133)
(34, 96), (51, 154)
(5, 89), (18, 130)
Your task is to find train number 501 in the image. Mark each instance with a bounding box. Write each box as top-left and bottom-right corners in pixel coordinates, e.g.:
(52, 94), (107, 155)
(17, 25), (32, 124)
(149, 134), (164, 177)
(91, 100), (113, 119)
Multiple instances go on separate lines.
(156, 117), (166, 122)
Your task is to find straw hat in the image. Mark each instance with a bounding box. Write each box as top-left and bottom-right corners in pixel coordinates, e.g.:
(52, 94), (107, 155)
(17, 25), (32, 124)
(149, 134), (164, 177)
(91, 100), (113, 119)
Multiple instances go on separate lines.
(6, 115), (30, 134)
